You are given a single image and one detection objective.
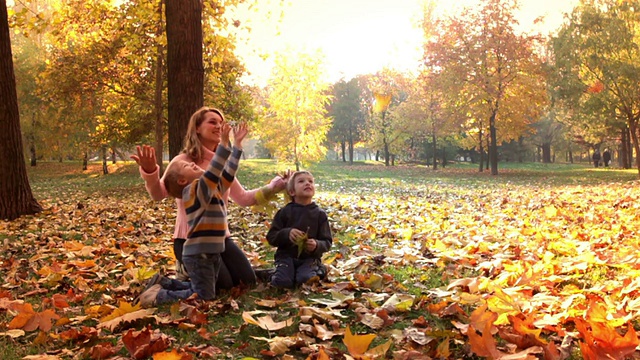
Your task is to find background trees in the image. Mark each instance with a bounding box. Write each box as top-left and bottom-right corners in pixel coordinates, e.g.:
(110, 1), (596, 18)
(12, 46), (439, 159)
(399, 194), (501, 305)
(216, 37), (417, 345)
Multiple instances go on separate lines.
(8, 0), (640, 181)
(423, 0), (548, 174)
(550, 0), (640, 174)
(257, 49), (331, 170)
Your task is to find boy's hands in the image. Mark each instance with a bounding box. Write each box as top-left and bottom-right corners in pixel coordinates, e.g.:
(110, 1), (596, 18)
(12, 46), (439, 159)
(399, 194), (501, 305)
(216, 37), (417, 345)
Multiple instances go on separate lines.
(221, 123), (231, 147)
(130, 145), (157, 173)
(232, 122), (249, 149)
(289, 228), (305, 243)
(305, 238), (318, 253)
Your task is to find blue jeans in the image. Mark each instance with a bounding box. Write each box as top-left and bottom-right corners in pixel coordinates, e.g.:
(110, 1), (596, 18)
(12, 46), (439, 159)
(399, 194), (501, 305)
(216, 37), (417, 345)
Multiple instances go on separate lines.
(271, 257), (322, 288)
(156, 253), (221, 304)
(174, 237), (256, 289)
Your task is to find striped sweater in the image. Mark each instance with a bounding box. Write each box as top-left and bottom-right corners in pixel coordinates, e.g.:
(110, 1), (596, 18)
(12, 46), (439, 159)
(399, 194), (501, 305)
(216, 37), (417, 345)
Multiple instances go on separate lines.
(182, 145), (242, 256)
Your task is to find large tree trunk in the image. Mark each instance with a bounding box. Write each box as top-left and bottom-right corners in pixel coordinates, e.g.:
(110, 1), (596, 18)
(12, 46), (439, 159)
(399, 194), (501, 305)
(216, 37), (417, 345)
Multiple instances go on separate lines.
(341, 140), (346, 162)
(165, 0), (204, 159)
(0, 0), (41, 220)
(154, 0), (165, 173)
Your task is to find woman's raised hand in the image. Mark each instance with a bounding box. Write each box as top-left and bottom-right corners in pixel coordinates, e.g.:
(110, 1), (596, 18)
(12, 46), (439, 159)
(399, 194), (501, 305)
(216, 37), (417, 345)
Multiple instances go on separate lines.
(130, 145), (157, 174)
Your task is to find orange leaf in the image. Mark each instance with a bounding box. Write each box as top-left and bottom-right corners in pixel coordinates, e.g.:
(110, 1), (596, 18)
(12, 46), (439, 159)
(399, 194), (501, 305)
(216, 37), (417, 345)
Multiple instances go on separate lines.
(88, 342), (118, 360)
(467, 321), (503, 358)
(52, 294), (70, 309)
(587, 81), (604, 93)
(317, 347), (331, 360)
(152, 349), (184, 360)
(575, 318), (639, 360)
(343, 325), (376, 356)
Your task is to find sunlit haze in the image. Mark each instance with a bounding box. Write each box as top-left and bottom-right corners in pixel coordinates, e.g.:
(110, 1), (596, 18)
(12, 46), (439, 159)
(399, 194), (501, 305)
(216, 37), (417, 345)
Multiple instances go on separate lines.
(230, 0), (579, 87)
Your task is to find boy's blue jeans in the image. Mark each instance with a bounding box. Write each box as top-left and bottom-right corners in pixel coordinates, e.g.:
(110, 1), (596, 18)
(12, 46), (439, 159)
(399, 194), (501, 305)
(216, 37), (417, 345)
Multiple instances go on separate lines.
(156, 253), (221, 304)
(270, 257), (322, 288)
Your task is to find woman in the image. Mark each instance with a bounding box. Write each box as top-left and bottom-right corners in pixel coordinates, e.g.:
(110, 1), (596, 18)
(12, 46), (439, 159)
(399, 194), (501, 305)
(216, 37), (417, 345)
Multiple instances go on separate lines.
(131, 106), (287, 289)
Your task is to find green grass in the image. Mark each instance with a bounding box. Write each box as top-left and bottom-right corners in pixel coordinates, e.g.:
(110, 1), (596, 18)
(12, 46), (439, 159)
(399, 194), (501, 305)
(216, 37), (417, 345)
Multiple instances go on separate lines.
(2, 158), (638, 359)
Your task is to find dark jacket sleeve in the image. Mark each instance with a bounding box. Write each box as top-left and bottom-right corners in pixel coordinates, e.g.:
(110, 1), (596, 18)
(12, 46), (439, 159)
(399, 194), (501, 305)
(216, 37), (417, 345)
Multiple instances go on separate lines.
(266, 207), (291, 248)
(310, 210), (332, 257)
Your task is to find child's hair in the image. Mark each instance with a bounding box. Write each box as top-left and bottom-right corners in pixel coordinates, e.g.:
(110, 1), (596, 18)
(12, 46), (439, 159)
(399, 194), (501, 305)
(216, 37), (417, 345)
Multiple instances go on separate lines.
(287, 170), (313, 200)
(163, 161), (189, 198)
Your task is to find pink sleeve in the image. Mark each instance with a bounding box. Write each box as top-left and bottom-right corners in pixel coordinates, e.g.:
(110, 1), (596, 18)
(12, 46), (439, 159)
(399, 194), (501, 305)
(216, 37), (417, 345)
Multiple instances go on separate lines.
(228, 177), (260, 207)
(139, 164), (169, 201)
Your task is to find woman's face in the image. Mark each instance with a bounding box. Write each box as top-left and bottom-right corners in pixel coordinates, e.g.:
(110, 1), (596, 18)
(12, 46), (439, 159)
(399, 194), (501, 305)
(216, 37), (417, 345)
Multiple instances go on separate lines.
(196, 111), (224, 146)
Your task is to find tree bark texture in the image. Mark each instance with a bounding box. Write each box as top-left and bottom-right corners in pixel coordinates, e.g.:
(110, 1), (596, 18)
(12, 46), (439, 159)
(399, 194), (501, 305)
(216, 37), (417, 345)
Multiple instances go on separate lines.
(165, 0), (204, 159)
(0, 0), (41, 220)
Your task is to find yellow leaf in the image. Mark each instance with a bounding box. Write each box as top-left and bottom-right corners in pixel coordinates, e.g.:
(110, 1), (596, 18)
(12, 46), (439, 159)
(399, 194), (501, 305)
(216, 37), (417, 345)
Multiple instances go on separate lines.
(544, 205), (557, 218)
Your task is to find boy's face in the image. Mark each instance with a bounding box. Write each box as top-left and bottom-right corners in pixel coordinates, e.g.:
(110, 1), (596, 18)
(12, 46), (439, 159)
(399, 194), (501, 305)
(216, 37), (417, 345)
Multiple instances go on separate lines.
(289, 173), (315, 200)
(174, 160), (204, 183)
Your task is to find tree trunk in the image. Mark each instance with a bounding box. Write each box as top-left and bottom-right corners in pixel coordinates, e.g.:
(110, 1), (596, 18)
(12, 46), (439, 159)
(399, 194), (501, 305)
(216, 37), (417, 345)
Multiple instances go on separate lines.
(441, 147), (446, 168)
(154, 0), (165, 173)
(341, 140), (346, 162)
(0, 0), (42, 220)
(629, 118), (640, 176)
(102, 146), (108, 174)
(348, 130), (354, 165)
(381, 113), (390, 166)
(517, 136), (524, 163)
(478, 130), (484, 172)
(29, 113), (36, 166)
(542, 143), (552, 163)
(489, 110), (498, 175)
(432, 132), (437, 170)
(111, 148), (116, 164)
(165, 0), (204, 159)
(82, 152), (88, 171)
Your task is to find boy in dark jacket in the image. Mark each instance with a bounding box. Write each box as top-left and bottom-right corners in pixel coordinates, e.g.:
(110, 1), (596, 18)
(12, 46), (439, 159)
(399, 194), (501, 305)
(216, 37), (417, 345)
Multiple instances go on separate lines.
(266, 171), (332, 288)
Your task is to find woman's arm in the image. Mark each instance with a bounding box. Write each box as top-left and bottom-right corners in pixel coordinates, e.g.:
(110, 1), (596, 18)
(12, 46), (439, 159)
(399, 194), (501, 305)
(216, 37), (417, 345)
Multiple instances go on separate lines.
(131, 145), (169, 201)
(139, 165), (168, 201)
(228, 175), (287, 207)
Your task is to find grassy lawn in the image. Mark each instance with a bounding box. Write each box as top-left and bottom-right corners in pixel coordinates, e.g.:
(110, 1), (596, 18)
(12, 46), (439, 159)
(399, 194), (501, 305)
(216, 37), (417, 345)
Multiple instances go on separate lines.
(1, 159), (639, 359)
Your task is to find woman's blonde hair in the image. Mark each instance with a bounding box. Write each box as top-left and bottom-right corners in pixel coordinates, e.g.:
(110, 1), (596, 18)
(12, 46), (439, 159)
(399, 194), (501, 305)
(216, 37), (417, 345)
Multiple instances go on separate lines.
(183, 106), (225, 162)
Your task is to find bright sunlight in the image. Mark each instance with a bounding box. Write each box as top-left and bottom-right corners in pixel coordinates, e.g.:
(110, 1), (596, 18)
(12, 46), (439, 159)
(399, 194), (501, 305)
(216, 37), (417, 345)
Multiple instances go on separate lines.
(230, 0), (579, 87)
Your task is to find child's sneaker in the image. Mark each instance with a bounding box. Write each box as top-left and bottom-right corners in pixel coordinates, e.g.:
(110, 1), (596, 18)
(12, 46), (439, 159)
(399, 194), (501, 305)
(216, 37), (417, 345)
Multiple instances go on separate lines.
(137, 284), (162, 308)
(254, 268), (275, 283)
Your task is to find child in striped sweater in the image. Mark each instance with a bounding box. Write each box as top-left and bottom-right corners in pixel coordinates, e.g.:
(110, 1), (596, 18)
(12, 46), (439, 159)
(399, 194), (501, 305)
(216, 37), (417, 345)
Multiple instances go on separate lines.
(137, 122), (247, 307)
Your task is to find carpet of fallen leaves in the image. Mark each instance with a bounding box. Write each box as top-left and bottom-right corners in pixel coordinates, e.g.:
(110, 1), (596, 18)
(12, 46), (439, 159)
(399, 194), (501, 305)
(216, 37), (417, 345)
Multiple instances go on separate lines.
(2, 161), (640, 360)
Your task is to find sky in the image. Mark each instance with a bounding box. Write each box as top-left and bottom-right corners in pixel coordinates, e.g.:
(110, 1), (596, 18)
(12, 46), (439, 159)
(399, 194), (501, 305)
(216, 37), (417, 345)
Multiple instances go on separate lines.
(230, 0), (580, 87)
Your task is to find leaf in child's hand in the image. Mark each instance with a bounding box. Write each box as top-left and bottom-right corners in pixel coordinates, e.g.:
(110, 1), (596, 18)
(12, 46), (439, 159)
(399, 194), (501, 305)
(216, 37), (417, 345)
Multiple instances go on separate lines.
(296, 233), (308, 257)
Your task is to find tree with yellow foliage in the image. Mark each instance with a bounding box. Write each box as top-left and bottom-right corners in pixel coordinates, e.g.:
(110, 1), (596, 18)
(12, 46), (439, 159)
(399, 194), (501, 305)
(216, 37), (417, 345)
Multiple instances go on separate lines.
(257, 49), (331, 170)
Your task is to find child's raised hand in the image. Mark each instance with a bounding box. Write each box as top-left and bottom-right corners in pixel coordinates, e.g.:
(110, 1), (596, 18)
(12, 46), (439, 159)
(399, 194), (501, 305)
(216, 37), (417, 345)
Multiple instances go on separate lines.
(221, 123), (231, 146)
(130, 145), (157, 173)
(232, 122), (249, 148)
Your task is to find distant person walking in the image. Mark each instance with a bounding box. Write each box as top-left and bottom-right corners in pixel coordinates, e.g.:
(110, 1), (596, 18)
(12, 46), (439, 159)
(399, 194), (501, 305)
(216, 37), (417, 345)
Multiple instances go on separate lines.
(592, 150), (601, 168)
(602, 149), (611, 168)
